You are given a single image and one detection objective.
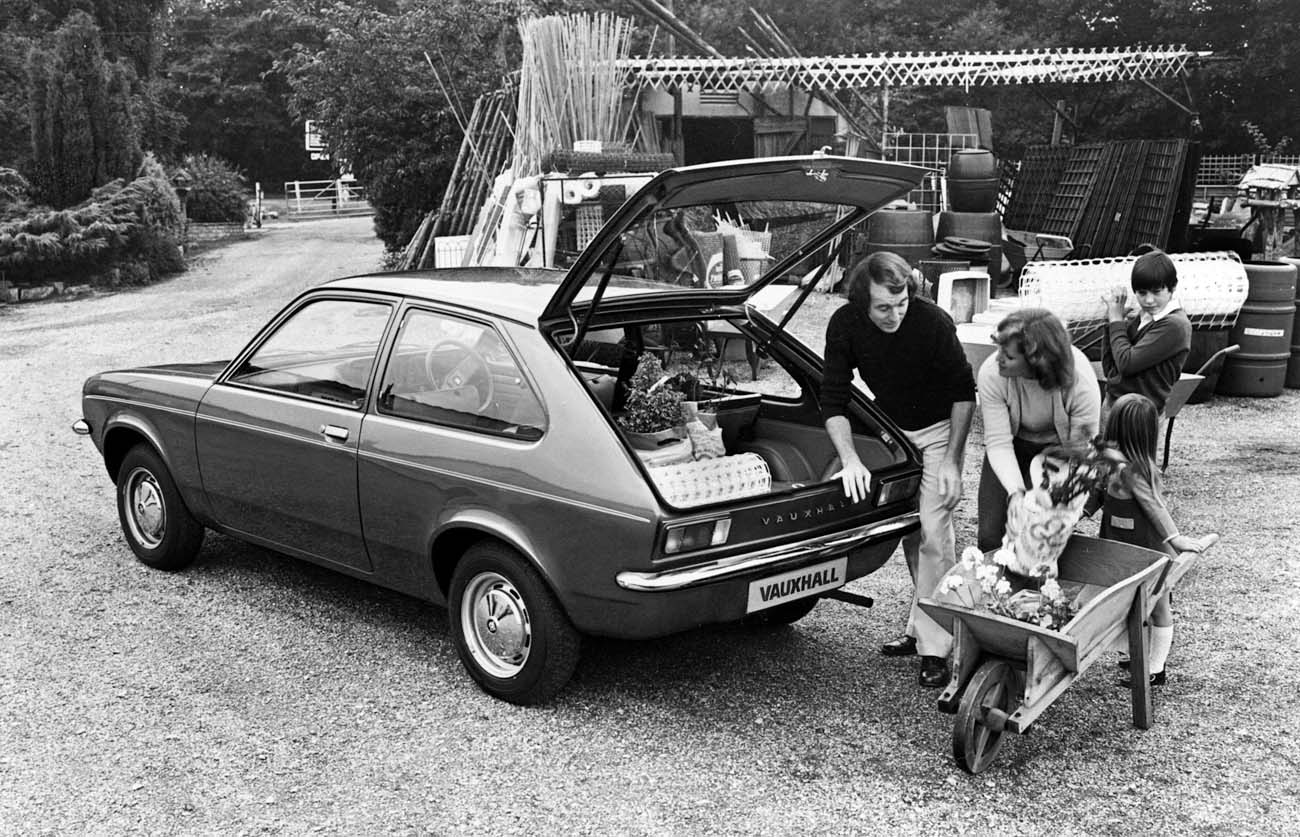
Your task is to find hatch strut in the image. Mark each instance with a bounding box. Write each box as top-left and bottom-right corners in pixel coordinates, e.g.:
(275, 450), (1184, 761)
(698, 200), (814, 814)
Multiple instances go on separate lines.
(758, 234), (853, 356)
(569, 239), (625, 351)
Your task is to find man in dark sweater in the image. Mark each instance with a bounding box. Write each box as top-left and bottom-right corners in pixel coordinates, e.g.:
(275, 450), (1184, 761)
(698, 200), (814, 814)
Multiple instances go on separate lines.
(1100, 247), (1192, 415)
(821, 252), (976, 687)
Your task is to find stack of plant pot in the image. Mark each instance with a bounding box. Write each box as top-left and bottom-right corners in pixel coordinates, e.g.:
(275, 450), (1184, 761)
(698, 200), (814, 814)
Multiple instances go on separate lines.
(939, 148), (1003, 286)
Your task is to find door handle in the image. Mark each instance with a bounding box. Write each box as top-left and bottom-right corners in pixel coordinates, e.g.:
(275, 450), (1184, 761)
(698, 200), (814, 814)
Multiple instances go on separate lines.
(320, 424), (349, 442)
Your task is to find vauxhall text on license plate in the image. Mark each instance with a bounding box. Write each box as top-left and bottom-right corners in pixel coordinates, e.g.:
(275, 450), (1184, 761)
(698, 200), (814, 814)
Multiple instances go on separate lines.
(745, 557), (847, 613)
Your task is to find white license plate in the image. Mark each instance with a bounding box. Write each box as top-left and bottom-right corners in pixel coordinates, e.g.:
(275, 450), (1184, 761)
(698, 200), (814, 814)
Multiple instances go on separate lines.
(745, 557), (847, 613)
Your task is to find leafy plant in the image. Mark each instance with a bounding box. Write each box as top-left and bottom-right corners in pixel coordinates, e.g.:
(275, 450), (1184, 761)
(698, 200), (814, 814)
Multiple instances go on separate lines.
(1242, 121), (1293, 157)
(177, 153), (248, 223)
(617, 352), (685, 434)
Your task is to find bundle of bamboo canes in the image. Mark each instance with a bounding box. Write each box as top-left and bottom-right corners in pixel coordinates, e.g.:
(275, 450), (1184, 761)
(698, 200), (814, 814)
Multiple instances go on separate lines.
(513, 13), (637, 176)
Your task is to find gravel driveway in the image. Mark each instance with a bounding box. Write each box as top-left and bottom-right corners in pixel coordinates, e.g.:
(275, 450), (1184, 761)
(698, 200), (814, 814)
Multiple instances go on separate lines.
(2, 217), (1296, 834)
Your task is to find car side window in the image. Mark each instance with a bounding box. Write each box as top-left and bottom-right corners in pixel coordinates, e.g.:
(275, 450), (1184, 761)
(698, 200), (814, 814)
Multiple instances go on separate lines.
(228, 298), (392, 408)
(378, 309), (546, 440)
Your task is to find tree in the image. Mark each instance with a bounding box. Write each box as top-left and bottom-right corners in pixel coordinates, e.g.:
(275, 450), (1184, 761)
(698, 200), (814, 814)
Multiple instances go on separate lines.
(28, 11), (142, 207)
(161, 0), (334, 188)
(277, 0), (535, 250)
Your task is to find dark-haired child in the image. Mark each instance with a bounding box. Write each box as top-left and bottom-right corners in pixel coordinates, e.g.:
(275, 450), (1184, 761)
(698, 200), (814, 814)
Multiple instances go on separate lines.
(1100, 247), (1192, 416)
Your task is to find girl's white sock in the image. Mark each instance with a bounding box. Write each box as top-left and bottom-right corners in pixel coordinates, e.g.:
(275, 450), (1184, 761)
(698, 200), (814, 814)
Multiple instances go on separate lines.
(1149, 625), (1174, 674)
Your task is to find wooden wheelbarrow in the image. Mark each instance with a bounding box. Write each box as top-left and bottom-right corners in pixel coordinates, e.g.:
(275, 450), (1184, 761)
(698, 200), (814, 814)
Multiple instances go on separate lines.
(919, 534), (1216, 774)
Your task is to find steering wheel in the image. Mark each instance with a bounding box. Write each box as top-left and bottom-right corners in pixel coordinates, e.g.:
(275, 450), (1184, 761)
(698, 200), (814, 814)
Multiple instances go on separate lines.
(424, 340), (494, 412)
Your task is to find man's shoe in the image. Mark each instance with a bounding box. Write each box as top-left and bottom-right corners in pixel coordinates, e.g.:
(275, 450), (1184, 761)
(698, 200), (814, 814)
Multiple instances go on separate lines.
(919, 655), (949, 688)
(1117, 670), (1167, 688)
(880, 634), (917, 657)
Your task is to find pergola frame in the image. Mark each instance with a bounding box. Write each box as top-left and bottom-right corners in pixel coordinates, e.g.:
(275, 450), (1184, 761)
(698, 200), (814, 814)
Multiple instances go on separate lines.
(619, 46), (1209, 92)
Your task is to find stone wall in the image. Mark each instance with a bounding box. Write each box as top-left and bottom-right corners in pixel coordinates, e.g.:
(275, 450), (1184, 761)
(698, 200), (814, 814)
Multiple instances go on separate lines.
(187, 221), (249, 244)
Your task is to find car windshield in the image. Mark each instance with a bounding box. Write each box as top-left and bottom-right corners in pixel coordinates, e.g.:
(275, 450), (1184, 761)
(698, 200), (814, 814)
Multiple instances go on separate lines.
(574, 199), (854, 302)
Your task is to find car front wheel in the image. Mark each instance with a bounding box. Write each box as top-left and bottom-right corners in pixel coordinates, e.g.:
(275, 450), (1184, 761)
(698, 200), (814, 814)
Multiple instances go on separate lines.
(115, 444), (205, 571)
(449, 541), (580, 705)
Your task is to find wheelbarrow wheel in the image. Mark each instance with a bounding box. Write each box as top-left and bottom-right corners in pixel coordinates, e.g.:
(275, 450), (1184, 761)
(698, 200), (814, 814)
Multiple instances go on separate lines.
(953, 660), (1016, 774)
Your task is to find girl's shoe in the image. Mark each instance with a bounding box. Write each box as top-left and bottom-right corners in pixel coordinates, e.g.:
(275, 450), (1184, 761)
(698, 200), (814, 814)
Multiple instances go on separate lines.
(1117, 670), (1166, 688)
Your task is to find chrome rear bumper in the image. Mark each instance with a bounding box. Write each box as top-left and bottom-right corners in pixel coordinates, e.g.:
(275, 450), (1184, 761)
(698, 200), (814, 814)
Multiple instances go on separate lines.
(616, 511), (919, 592)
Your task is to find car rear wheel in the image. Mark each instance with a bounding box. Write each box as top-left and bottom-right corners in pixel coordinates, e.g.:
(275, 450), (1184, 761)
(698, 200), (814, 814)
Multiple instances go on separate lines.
(743, 596), (819, 628)
(449, 541), (580, 705)
(115, 444), (205, 571)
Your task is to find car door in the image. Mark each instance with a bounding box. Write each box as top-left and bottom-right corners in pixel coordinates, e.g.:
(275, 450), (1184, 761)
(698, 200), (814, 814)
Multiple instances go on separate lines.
(195, 295), (395, 572)
(357, 306), (548, 593)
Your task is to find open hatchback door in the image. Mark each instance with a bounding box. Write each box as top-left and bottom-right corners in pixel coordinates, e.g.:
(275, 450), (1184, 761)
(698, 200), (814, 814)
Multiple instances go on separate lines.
(539, 154), (929, 325)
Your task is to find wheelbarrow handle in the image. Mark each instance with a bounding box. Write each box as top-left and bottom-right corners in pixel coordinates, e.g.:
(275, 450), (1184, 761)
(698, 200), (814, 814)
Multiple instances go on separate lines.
(1193, 344), (1240, 377)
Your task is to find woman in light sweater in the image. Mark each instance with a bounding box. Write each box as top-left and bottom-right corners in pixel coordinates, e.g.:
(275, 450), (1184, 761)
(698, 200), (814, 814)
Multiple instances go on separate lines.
(977, 308), (1102, 552)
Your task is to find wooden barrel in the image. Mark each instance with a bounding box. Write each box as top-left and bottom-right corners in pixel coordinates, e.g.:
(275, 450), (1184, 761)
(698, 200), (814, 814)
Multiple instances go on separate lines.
(1217, 260), (1297, 397)
(936, 211), (1002, 284)
(1283, 256), (1300, 388)
(863, 209), (934, 268)
(946, 149), (999, 212)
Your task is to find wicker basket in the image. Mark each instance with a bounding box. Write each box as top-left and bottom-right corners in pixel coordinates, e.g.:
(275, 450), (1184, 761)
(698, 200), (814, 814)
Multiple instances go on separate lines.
(1019, 251), (1250, 332)
(648, 453), (771, 507)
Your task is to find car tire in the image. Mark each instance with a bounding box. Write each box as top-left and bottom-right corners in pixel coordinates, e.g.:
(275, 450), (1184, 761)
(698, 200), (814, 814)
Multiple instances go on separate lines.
(115, 444), (205, 571)
(449, 541), (580, 705)
(743, 596), (819, 628)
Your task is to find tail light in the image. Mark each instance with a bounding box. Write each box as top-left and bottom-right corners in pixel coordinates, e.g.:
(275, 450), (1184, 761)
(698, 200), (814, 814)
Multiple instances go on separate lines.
(878, 474), (920, 505)
(663, 517), (732, 555)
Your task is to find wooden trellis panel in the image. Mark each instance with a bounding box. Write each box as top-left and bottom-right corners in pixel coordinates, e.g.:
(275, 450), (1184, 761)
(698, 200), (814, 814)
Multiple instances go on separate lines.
(1128, 139), (1188, 252)
(1042, 144), (1104, 241)
(1002, 146), (1071, 231)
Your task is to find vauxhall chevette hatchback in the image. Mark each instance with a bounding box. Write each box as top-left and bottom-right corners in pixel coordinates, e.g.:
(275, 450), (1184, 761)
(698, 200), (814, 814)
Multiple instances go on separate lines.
(76, 155), (928, 704)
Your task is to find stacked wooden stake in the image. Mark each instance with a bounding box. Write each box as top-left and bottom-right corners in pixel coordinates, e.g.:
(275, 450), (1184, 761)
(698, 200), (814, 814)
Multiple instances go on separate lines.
(513, 13), (636, 177)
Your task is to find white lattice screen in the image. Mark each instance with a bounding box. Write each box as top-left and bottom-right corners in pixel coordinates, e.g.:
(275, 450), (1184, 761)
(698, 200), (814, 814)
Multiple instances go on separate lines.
(621, 47), (1205, 92)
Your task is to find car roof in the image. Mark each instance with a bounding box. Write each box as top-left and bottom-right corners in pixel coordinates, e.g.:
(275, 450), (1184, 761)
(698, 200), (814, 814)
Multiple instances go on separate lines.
(321, 268), (566, 324)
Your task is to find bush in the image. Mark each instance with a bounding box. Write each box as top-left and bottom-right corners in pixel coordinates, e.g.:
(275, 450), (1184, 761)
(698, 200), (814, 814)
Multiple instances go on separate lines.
(177, 153), (248, 223)
(0, 154), (185, 284)
(0, 168), (33, 221)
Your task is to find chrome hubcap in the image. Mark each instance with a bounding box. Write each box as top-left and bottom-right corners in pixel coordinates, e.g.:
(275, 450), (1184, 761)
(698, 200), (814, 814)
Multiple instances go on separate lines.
(124, 467), (166, 549)
(461, 571), (531, 678)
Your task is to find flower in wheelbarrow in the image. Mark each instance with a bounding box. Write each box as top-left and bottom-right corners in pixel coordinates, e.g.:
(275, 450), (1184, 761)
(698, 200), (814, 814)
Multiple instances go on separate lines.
(936, 573), (967, 596)
(992, 547), (1016, 568)
(959, 546), (983, 570)
(974, 561), (1001, 588)
(994, 578), (1012, 597)
(1041, 577), (1062, 601)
